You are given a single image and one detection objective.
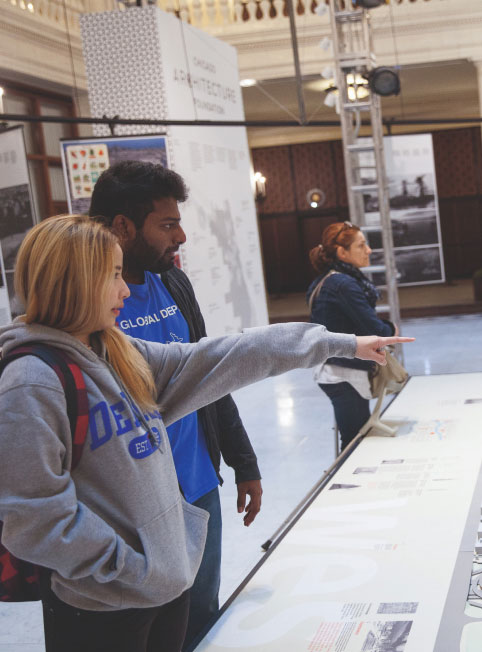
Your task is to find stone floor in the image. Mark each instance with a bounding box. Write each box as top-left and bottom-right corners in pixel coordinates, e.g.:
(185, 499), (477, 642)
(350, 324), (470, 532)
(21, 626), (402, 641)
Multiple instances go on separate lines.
(2, 312), (482, 651)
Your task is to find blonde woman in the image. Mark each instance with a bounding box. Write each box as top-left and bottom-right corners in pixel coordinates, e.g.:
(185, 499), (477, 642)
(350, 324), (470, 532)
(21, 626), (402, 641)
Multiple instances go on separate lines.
(0, 215), (411, 652)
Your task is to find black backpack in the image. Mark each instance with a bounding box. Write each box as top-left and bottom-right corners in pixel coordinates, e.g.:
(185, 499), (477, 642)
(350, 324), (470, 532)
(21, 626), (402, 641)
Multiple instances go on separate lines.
(0, 344), (89, 602)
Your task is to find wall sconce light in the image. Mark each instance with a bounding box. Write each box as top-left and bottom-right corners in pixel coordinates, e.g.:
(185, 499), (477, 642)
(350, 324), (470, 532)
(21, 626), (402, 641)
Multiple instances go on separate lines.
(254, 171), (267, 201)
(307, 188), (326, 208)
(0, 87), (4, 115)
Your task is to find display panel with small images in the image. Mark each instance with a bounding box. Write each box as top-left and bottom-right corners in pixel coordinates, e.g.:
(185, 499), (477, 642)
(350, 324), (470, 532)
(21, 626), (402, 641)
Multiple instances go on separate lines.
(61, 134), (169, 216)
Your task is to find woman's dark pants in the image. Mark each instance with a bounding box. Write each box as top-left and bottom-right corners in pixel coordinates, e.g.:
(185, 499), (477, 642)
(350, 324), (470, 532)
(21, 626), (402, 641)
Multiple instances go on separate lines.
(319, 381), (370, 451)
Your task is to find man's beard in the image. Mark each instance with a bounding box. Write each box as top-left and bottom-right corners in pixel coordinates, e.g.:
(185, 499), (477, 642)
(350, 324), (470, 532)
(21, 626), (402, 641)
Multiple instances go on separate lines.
(131, 231), (177, 274)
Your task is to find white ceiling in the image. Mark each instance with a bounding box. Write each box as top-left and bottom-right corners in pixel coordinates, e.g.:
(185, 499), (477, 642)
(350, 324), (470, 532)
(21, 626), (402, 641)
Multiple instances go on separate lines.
(242, 59), (480, 147)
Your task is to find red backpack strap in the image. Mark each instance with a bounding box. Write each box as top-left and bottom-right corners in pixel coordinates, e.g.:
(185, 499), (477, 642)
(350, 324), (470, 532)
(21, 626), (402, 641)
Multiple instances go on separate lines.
(0, 344), (89, 602)
(48, 348), (89, 470)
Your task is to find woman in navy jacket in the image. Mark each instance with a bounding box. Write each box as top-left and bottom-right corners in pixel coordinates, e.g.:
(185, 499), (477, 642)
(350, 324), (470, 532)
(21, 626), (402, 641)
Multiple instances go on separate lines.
(307, 221), (397, 451)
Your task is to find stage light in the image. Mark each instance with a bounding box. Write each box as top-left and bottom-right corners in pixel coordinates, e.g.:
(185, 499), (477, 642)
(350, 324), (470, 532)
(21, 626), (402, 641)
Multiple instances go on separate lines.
(307, 188), (326, 208)
(347, 85), (369, 101)
(346, 73), (370, 100)
(366, 67), (400, 97)
(324, 73), (370, 107)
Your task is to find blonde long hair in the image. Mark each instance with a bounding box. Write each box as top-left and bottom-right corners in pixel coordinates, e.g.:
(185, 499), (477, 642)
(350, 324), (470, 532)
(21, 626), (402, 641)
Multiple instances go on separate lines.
(15, 214), (157, 411)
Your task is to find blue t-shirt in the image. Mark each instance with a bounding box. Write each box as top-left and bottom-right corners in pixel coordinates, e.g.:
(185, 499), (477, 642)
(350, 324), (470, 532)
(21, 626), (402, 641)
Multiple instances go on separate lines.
(117, 272), (219, 503)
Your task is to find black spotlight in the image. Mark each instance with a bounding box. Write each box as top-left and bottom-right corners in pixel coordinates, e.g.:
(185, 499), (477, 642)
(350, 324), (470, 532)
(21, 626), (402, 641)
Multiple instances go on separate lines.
(366, 67), (401, 97)
(353, 0), (386, 7)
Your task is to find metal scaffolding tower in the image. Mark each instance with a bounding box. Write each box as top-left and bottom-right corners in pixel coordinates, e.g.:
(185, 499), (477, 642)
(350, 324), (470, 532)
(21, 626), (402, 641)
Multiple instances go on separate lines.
(328, 0), (401, 330)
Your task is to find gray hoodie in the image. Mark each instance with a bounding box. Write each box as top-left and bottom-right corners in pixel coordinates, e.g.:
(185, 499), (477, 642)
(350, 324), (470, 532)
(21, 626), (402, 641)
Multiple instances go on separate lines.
(0, 320), (356, 611)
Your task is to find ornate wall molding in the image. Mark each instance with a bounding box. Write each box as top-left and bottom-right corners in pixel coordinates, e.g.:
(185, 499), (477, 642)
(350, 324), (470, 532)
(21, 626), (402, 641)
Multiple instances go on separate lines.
(0, 1), (86, 91)
(2, 0), (482, 109)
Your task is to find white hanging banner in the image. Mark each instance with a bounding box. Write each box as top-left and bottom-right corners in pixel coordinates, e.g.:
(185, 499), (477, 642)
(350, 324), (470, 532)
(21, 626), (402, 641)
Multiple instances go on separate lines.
(80, 7), (268, 335)
(0, 125), (37, 322)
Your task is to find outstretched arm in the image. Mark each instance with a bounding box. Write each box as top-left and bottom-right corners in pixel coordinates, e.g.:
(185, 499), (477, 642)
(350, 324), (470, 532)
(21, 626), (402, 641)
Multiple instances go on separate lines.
(135, 323), (414, 426)
(137, 322), (356, 425)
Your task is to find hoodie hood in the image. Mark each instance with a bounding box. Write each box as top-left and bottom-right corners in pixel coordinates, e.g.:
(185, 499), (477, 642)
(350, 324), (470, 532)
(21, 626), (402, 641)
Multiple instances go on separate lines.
(0, 320), (105, 364)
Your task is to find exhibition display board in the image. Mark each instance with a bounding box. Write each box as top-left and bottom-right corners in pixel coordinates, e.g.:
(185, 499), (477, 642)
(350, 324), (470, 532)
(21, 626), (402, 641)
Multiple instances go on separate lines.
(79, 6), (268, 336)
(362, 133), (445, 287)
(196, 374), (482, 652)
(60, 134), (169, 216)
(0, 125), (37, 322)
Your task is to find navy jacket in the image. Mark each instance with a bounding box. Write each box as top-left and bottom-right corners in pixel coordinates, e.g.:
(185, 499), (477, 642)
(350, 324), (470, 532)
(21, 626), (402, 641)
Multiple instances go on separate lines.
(162, 266), (261, 485)
(307, 272), (395, 371)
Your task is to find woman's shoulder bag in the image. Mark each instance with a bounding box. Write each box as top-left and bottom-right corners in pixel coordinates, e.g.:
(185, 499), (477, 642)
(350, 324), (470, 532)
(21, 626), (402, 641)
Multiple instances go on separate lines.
(369, 347), (408, 398)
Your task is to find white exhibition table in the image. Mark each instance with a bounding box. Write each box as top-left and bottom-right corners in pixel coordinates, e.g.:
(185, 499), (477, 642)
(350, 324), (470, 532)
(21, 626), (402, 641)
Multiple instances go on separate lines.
(196, 373), (482, 652)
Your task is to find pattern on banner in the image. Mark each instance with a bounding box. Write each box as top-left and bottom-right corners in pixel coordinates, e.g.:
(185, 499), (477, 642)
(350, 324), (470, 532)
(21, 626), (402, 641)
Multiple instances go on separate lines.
(80, 7), (167, 137)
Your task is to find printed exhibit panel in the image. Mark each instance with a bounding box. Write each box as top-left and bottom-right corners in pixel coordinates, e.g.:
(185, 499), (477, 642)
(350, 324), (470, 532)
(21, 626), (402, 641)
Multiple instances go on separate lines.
(360, 133), (444, 286)
(196, 374), (482, 651)
(154, 10), (243, 122)
(80, 7), (243, 127)
(80, 8), (167, 138)
(382, 373), (482, 423)
(60, 135), (168, 216)
(169, 125), (268, 335)
(80, 5), (268, 334)
(0, 126), (37, 322)
(153, 12), (266, 333)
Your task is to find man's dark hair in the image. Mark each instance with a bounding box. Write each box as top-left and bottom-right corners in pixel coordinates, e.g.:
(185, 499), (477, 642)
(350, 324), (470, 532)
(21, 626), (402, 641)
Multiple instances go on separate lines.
(89, 160), (188, 228)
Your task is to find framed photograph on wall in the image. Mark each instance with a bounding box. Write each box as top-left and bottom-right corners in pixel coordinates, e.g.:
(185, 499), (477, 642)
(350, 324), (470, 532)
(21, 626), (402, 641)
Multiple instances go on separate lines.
(360, 133), (445, 287)
(0, 125), (38, 322)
